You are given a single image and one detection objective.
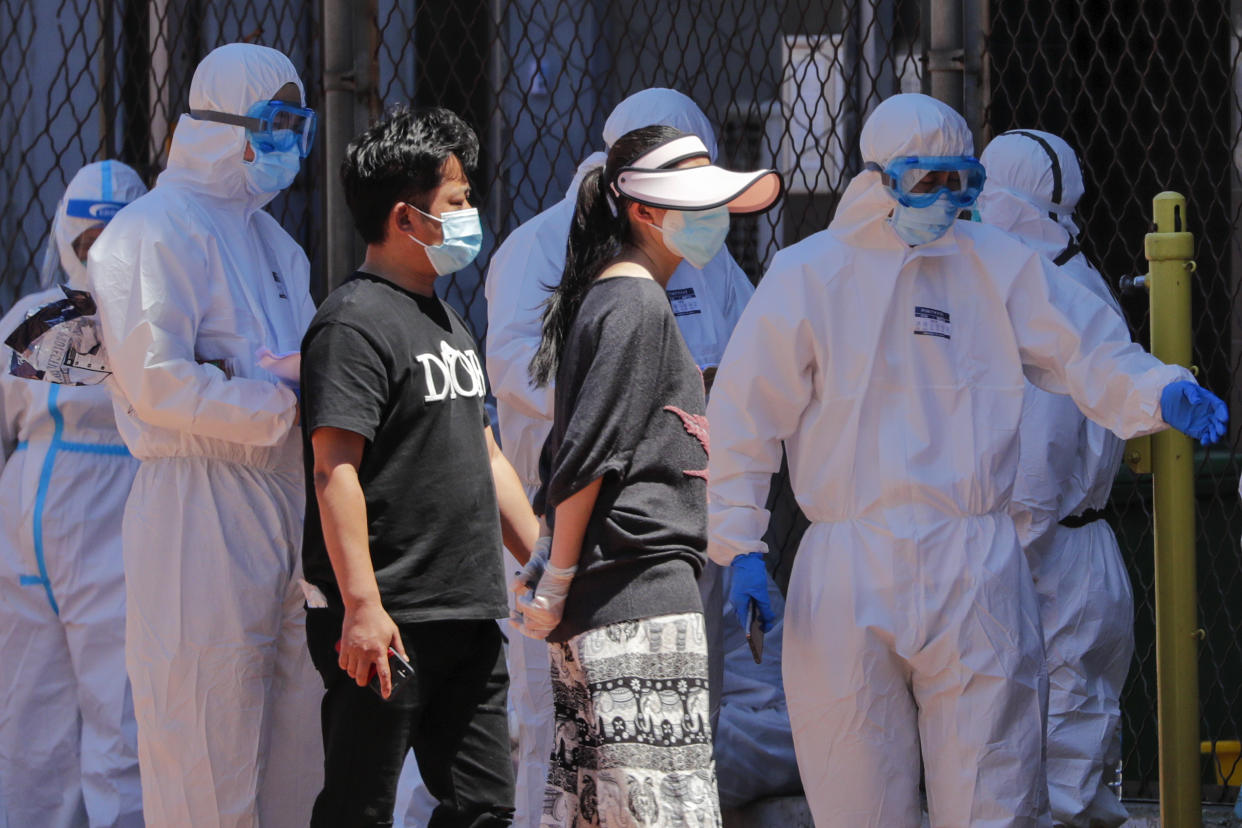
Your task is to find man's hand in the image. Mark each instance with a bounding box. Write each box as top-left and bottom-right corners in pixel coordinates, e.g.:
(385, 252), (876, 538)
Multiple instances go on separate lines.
(511, 535), (552, 600)
(339, 600), (407, 699)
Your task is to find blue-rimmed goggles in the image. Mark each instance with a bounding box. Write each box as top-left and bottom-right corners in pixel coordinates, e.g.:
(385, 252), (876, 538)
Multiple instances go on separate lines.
(865, 155), (986, 208)
(190, 99), (317, 158)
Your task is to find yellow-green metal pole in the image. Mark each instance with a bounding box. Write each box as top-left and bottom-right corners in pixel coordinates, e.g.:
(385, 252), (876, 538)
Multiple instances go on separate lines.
(1145, 191), (1201, 828)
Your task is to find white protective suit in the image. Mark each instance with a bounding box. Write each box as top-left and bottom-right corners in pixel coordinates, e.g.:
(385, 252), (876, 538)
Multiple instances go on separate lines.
(0, 161), (146, 828)
(476, 87), (796, 825)
(706, 93), (1192, 828)
(88, 44), (322, 828)
(978, 130), (1133, 828)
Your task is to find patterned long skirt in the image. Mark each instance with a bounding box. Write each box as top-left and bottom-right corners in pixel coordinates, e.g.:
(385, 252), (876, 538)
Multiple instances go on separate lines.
(540, 612), (721, 828)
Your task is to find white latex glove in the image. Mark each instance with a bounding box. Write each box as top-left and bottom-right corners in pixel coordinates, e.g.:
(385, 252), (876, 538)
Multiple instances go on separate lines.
(256, 348), (302, 386)
(511, 535), (552, 600)
(512, 562), (576, 640)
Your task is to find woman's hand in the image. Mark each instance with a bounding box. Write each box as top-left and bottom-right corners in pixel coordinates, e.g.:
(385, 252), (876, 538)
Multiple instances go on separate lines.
(511, 561), (576, 640)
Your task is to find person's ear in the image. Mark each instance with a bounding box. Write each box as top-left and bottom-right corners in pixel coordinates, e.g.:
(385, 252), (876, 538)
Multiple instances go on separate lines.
(393, 201), (418, 237)
(630, 202), (662, 228)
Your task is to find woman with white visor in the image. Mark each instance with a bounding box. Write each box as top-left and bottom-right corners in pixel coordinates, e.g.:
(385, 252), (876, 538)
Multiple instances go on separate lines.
(510, 126), (781, 827)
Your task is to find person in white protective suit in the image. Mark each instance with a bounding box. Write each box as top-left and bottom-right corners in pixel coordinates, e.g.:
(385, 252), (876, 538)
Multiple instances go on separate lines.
(473, 87), (798, 826)
(0, 160), (147, 828)
(706, 92), (1226, 828)
(88, 43), (323, 828)
(977, 129), (1135, 828)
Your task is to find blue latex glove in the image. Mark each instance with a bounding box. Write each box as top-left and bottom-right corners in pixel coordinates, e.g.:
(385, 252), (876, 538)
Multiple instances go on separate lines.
(1160, 381), (1228, 445)
(729, 552), (776, 633)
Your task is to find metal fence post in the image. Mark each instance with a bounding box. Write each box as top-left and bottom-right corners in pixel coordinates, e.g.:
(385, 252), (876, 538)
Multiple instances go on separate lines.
(929, 0), (964, 112)
(321, 0), (374, 297)
(322, 0), (353, 297)
(1145, 191), (1203, 828)
(961, 0), (988, 151)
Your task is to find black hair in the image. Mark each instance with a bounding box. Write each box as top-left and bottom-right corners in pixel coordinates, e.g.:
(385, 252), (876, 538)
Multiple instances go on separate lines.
(528, 124), (685, 386)
(340, 105), (480, 244)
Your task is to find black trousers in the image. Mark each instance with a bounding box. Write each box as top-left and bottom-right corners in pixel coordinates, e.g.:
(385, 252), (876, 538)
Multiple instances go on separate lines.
(306, 609), (515, 828)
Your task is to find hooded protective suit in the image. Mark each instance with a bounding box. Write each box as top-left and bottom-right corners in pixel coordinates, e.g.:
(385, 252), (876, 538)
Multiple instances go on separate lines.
(479, 87), (796, 825)
(0, 161), (146, 828)
(978, 130), (1132, 828)
(88, 44), (322, 828)
(706, 93), (1193, 828)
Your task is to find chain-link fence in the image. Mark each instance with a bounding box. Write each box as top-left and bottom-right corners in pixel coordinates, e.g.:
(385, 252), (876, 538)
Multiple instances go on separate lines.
(986, 0), (1242, 801)
(2, 0), (1241, 805)
(0, 0), (321, 309)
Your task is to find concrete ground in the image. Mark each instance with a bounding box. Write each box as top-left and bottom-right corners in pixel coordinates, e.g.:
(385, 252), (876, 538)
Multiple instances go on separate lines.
(722, 797), (1242, 827)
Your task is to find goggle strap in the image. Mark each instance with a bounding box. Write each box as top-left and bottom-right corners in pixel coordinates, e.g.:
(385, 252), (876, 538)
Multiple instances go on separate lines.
(1052, 240), (1080, 267)
(190, 108), (263, 132)
(1004, 130), (1065, 210)
(862, 161), (897, 190)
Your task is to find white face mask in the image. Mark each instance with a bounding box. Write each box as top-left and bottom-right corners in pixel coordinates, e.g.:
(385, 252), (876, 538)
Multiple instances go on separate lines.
(655, 206), (731, 268)
(888, 193), (959, 246)
(406, 203), (484, 276)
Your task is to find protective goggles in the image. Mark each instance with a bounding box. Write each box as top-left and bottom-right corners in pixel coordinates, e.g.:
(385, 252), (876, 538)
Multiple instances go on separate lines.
(865, 155), (986, 208)
(190, 99), (317, 158)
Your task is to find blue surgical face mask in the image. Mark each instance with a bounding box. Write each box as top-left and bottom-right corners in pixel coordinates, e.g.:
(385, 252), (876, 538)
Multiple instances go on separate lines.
(243, 146), (301, 194)
(658, 206), (730, 268)
(888, 193), (960, 246)
(407, 204), (483, 275)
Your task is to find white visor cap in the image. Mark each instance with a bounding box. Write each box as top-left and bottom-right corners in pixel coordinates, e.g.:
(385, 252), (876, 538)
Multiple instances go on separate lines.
(612, 136), (783, 215)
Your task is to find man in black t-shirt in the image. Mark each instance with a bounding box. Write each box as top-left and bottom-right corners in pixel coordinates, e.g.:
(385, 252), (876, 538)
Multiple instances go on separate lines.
(300, 105), (539, 827)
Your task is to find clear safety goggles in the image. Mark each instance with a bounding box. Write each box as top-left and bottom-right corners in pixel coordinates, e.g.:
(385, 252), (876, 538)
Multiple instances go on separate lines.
(190, 99), (317, 158)
(865, 155), (986, 208)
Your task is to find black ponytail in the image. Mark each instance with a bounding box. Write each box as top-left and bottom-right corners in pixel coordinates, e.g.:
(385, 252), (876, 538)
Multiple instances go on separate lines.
(528, 124), (686, 386)
(528, 166), (620, 386)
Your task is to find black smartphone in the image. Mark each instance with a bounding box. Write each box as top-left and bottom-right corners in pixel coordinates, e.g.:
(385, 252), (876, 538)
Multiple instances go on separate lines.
(746, 601), (765, 664)
(370, 647), (415, 699)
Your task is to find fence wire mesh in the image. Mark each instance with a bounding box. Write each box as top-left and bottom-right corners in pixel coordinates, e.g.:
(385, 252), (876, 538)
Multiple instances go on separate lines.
(1, 0), (1240, 804)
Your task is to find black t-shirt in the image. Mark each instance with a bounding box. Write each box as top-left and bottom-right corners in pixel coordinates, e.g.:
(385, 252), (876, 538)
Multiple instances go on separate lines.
(537, 276), (708, 642)
(300, 272), (507, 623)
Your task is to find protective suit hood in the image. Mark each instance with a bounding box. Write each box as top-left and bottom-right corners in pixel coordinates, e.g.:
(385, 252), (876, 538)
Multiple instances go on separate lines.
(39, 161), (147, 290)
(977, 129), (1084, 260)
(603, 87), (718, 160)
(557, 88), (719, 203)
(161, 43), (305, 213)
(831, 93), (973, 251)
